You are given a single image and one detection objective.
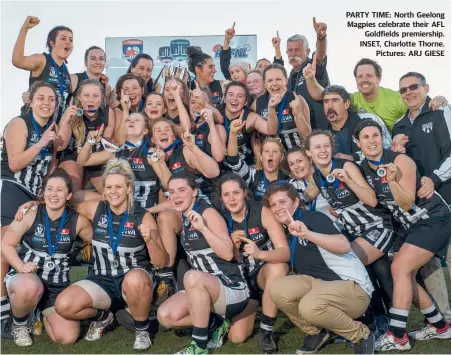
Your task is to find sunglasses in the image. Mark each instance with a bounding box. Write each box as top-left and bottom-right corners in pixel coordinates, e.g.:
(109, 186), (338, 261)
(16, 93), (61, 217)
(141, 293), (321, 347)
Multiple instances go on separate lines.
(399, 83), (421, 94)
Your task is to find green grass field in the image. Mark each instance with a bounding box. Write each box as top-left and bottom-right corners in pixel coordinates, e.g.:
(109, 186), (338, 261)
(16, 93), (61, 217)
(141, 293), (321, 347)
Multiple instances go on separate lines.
(1, 266), (451, 354)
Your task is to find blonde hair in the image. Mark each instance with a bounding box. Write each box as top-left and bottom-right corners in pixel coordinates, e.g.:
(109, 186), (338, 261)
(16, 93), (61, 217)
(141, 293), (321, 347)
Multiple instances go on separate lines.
(72, 79), (107, 147)
(256, 137), (286, 170)
(102, 158), (135, 213)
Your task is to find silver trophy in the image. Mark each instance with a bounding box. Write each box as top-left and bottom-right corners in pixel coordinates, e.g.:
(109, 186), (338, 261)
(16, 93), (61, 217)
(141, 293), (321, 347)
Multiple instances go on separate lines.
(377, 168), (387, 177)
(326, 174), (336, 183)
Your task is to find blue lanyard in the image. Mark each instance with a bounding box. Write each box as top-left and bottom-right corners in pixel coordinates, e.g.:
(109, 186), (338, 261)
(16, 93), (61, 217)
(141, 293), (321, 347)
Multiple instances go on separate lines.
(48, 55), (68, 99)
(315, 159), (340, 189)
(276, 93), (289, 133)
(107, 205), (129, 256)
(262, 171), (270, 190)
(368, 157), (384, 166)
(137, 99), (144, 112)
(30, 112), (50, 159)
(45, 208), (68, 256)
(227, 204), (249, 236)
(290, 209), (303, 269)
(182, 201), (199, 227)
(164, 138), (182, 153)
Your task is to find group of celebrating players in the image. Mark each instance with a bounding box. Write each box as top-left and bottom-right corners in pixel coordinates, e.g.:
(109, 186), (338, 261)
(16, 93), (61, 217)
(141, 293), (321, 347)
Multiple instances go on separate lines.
(0, 14), (450, 355)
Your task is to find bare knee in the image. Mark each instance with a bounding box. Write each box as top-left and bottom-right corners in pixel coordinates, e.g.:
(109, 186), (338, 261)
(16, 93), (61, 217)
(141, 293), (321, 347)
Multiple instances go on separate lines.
(183, 270), (204, 290)
(55, 294), (78, 319)
(265, 263), (289, 283)
(228, 328), (249, 344)
(122, 271), (151, 299)
(14, 280), (44, 304)
(391, 258), (415, 279)
(157, 304), (177, 328)
(52, 330), (79, 345)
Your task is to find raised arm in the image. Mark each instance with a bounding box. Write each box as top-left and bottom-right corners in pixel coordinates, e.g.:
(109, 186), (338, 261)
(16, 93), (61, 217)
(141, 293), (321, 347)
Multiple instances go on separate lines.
(290, 94), (312, 138)
(12, 16), (45, 73)
(220, 23), (235, 80)
(183, 134), (220, 179)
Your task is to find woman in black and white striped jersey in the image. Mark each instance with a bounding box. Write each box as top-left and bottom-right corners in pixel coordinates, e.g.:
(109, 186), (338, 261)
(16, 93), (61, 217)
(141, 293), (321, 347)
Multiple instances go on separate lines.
(77, 111), (171, 210)
(354, 120), (451, 352)
(2, 169), (92, 347)
(157, 172), (250, 355)
(226, 119), (289, 201)
(304, 130), (395, 315)
(53, 159), (168, 351)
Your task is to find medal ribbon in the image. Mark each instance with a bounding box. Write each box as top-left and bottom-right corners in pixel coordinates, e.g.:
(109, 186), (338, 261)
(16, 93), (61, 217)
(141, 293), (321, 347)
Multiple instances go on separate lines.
(290, 209), (303, 269)
(45, 208), (68, 256)
(48, 55), (68, 100)
(107, 205), (129, 256)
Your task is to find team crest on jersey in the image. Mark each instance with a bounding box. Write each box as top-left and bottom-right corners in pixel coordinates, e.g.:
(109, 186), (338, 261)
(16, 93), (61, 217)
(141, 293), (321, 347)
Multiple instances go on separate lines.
(366, 229), (380, 242)
(297, 76), (305, 86)
(35, 224), (45, 238)
(261, 109), (268, 119)
(282, 108), (290, 115)
(98, 215), (108, 228)
(366, 177), (374, 188)
(422, 122), (433, 133)
(49, 67), (57, 78)
(30, 131), (39, 143)
(298, 237), (309, 246)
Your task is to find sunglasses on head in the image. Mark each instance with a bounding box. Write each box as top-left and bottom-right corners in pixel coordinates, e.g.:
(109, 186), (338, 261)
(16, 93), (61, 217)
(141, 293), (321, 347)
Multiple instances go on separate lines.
(399, 83), (421, 94)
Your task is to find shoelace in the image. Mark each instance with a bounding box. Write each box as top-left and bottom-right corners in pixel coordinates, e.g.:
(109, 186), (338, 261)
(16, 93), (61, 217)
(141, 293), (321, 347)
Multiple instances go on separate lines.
(11, 326), (31, 337)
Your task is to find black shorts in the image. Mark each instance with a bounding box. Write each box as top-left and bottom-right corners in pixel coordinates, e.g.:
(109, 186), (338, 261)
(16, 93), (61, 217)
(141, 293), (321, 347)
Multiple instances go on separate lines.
(86, 268), (154, 306)
(244, 262), (266, 301)
(0, 180), (36, 226)
(360, 227), (394, 254)
(58, 152), (77, 163)
(85, 165), (104, 179)
(393, 217), (451, 258)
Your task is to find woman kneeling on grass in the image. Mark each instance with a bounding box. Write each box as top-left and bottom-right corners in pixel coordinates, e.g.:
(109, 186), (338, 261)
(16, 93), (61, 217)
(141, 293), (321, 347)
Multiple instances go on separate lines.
(53, 159), (168, 351)
(157, 172), (250, 355)
(2, 169), (92, 347)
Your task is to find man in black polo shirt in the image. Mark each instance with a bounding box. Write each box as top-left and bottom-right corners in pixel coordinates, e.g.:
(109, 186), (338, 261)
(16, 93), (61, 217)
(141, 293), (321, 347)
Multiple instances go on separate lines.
(274, 18), (330, 130)
(322, 85), (391, 162)
(393, 71), (451, 324)
(393, 72), (451, 204)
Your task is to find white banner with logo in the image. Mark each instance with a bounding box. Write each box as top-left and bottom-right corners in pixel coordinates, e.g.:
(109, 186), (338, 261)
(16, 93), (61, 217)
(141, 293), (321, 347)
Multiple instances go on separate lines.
(105, 35), (257, 88)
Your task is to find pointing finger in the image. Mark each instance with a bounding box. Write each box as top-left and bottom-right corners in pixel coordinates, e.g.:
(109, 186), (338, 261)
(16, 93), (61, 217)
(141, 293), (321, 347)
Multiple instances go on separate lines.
(313, 17), (317, 27)
(312, 53), (317, 67)
(69, 97), (74, 106)
(46, 121), (56, 132)
(277, 30), (280, 39)
(286, 208), (295, 224)
(238, 236), (252, 244)
(232, 21), (236, 30)
(98, 124), (105, 137)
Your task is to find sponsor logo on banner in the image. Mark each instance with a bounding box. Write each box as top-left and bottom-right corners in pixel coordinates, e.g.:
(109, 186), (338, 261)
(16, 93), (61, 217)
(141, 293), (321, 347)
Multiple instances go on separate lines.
(213, 44), (251, 59)
(170, 39), (191, 61)
(158, 46), (173, 64)
(122, 39), (143, 62)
